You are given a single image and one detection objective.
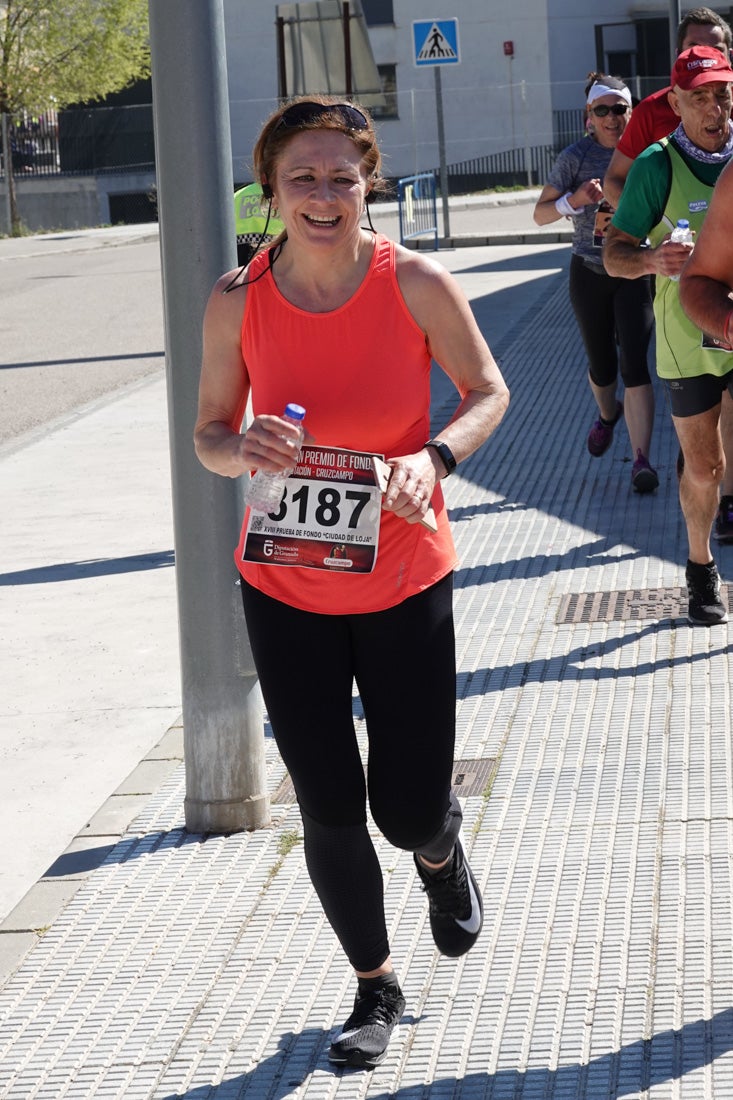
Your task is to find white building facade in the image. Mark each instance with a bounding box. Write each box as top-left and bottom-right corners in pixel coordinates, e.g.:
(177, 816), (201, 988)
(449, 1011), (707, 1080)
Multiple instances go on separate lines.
(224, 2), (728, 183)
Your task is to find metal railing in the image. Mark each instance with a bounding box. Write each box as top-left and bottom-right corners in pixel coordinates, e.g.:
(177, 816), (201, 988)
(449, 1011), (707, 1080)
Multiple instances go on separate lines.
(397, 172), (438, 248)
(0, 105), (155, 178)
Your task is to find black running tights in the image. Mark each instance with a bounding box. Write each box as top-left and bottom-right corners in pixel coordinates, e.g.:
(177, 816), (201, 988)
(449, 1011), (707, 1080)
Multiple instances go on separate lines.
(568, 252), (653, 390)
(240, 573), (462, 972)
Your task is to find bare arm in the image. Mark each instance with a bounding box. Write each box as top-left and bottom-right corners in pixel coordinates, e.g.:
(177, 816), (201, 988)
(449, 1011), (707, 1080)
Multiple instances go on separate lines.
(194, 273), (306, 479)
(532, 179), (603, 226)
(602, 147), (633, 208)
(603, 223), (693, 280)
(380, 248), (509, 525)
(679, 161), (733, 342)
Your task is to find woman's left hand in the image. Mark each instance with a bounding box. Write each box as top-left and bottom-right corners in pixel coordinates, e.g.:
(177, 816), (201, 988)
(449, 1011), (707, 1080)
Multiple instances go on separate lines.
(382, 450), (438, 525)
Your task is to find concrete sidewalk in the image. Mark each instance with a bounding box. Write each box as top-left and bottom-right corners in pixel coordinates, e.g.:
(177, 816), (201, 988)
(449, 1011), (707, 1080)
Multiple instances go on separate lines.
(2, 198), (733, 1099)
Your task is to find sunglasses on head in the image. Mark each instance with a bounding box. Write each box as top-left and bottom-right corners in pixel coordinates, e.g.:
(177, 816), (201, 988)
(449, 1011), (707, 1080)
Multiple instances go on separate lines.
(590, 103), (629, 117)
(273, 101), (370, 133)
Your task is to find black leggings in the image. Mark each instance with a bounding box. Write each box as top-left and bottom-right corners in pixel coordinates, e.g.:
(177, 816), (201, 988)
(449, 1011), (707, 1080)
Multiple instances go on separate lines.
(241, 573), (462, 971)
(568, 253), (654, 390)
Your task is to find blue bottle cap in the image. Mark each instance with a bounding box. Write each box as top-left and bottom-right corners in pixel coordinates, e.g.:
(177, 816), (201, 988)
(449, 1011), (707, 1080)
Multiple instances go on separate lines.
(284, 403), (306, 420)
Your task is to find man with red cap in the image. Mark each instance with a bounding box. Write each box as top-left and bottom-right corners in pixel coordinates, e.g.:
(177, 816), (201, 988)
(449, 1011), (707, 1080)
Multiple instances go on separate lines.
(603, 7), (731, 208)
(604, 46), (733, 626)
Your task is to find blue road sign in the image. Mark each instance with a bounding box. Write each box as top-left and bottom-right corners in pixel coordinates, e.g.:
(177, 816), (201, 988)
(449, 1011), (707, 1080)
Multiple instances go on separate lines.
(413, 19), (460, 67)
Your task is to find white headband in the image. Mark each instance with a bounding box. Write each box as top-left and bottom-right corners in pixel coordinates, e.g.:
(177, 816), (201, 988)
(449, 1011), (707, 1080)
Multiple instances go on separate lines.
(587, 83), (632, 107)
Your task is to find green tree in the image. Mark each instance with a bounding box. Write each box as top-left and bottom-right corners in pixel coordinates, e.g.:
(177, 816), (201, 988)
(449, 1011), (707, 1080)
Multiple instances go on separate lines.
(0, 0), (150, 234)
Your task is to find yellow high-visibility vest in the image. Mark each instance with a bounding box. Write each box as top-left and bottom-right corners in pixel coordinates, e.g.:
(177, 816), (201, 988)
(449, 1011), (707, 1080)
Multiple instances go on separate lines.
(234, 183), (285, 243)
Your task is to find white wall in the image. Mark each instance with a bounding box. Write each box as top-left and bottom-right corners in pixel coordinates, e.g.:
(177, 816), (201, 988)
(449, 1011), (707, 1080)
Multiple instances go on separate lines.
(222, 0), (668, 182)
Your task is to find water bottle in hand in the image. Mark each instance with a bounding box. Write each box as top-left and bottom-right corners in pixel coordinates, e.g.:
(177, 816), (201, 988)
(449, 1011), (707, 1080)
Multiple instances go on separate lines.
(669, 219), (693, 281)
(246, 403), (306, 513)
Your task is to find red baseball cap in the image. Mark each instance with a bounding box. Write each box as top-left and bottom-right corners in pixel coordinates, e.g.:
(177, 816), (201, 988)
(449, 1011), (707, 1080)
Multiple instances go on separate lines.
(672, 45), (733, 90)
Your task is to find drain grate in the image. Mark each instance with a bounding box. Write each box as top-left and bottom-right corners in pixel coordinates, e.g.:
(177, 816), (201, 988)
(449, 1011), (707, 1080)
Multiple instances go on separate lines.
(451, 756), (498, 797)
(557, 585), (730, 624)
(271, 756), (497, 805)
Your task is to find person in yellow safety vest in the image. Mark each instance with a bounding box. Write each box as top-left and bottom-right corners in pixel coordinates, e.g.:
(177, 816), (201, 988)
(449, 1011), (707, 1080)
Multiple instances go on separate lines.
(234, 181), (285, 266)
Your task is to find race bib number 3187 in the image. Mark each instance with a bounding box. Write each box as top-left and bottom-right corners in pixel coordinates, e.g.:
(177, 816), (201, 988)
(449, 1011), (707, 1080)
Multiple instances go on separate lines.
(242, 446), (383, 573)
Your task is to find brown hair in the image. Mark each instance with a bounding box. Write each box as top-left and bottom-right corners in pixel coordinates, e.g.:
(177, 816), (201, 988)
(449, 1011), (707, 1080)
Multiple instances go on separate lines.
(677, 7), (732, 53)
(252, 94), (386, 204)
(584, 72), (629, 100)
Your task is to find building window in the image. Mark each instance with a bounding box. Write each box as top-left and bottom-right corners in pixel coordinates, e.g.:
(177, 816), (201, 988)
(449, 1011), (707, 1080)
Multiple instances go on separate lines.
(371, 63), (398, 119)
(362, 0), (394, 26)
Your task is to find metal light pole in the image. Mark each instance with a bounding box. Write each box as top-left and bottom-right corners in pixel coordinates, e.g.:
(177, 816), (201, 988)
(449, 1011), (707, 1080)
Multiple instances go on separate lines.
(434, 67), (451, 240)
(148, 0), (270, 834)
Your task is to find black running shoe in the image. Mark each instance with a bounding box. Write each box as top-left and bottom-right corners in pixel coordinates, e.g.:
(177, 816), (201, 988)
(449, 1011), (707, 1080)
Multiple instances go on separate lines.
(714, 496), (733, 544)
(686, 559), (728, 626)
(328, 983), (405, 1068)
(414, 836), (483, 957)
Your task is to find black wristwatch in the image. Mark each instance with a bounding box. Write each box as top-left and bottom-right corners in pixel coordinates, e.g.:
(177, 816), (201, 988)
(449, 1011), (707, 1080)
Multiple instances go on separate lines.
(424, 439), (457, 477)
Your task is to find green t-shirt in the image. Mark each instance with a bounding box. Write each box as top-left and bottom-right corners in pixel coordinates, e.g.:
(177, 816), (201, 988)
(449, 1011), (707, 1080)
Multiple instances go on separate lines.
(612, 137), (733, 379)
(612, 137), (723, 241)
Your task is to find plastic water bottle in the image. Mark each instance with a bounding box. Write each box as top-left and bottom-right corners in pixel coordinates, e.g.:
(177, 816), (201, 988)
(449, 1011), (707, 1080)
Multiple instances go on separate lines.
(246, 403), (306, 513)
(669, 219), (693, 280)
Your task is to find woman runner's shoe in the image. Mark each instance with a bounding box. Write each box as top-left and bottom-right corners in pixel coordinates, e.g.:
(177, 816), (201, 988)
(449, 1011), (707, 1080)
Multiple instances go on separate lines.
(414, 836), (483, 957)
(328, 984), (406, 1068)
(587, 400), (623, 457)
(631, 450), (659, 493)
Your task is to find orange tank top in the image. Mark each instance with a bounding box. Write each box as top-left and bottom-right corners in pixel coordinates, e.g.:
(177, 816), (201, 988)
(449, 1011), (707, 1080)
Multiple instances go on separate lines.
(235, 233), (457, 614)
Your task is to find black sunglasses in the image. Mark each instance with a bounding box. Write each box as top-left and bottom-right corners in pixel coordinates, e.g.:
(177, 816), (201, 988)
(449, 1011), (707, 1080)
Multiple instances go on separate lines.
(590, 103), (629, 117)
(273, 101), (370, 134)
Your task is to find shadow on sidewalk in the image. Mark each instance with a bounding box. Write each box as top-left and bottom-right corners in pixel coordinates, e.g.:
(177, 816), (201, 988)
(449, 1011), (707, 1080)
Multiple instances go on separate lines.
(456, 621), (728, 696)
(160, 1007), (733, 1099)
(0, 549), (174, 585)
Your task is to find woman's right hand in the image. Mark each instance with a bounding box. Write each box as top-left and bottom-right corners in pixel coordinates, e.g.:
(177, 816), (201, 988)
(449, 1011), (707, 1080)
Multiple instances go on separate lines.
(241, 414), (313, 473)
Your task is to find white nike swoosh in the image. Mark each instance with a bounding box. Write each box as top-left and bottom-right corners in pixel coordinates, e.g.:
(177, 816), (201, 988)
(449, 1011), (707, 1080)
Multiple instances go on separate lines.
(455, 868), (482, 934)
(333, 1024), (386, 1043)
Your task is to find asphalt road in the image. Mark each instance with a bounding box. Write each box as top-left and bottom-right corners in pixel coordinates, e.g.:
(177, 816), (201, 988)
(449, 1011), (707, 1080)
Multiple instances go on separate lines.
(0, 235), (165, 448)
(0, 193), (569, 452)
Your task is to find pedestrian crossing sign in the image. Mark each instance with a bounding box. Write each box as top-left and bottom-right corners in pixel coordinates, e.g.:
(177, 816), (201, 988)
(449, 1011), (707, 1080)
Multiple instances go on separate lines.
(413, 19), (460, 67)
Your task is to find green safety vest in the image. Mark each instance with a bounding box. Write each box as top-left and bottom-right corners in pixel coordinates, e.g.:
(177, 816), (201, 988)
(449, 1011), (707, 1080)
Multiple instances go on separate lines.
(233, 183), (285, 241)
(648, 139), (733, 379)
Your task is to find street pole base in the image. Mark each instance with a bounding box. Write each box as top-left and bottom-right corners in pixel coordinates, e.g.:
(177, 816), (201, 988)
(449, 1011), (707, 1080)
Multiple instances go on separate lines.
(184, 793), (271, 834)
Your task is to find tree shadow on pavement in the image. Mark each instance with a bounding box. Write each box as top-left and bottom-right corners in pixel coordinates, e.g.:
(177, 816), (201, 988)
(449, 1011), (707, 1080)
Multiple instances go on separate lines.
(161, 1007), (733, 1099)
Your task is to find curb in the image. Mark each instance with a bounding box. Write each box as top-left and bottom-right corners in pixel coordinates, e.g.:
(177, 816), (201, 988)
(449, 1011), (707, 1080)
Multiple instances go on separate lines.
(0, 718), (184, 985)
(407, 229), (573, 250)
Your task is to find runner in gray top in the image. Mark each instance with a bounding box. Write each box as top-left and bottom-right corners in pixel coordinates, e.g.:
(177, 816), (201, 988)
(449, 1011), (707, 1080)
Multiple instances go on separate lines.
(533, 73), (657, 493)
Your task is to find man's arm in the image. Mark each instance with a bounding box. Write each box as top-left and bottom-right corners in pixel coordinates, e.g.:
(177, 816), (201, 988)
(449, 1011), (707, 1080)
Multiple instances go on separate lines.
(603, 225), (656, 278)
(679, 161), (733, 343)
(604, 224), (694, 280)
(602, 148), (634, 208)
